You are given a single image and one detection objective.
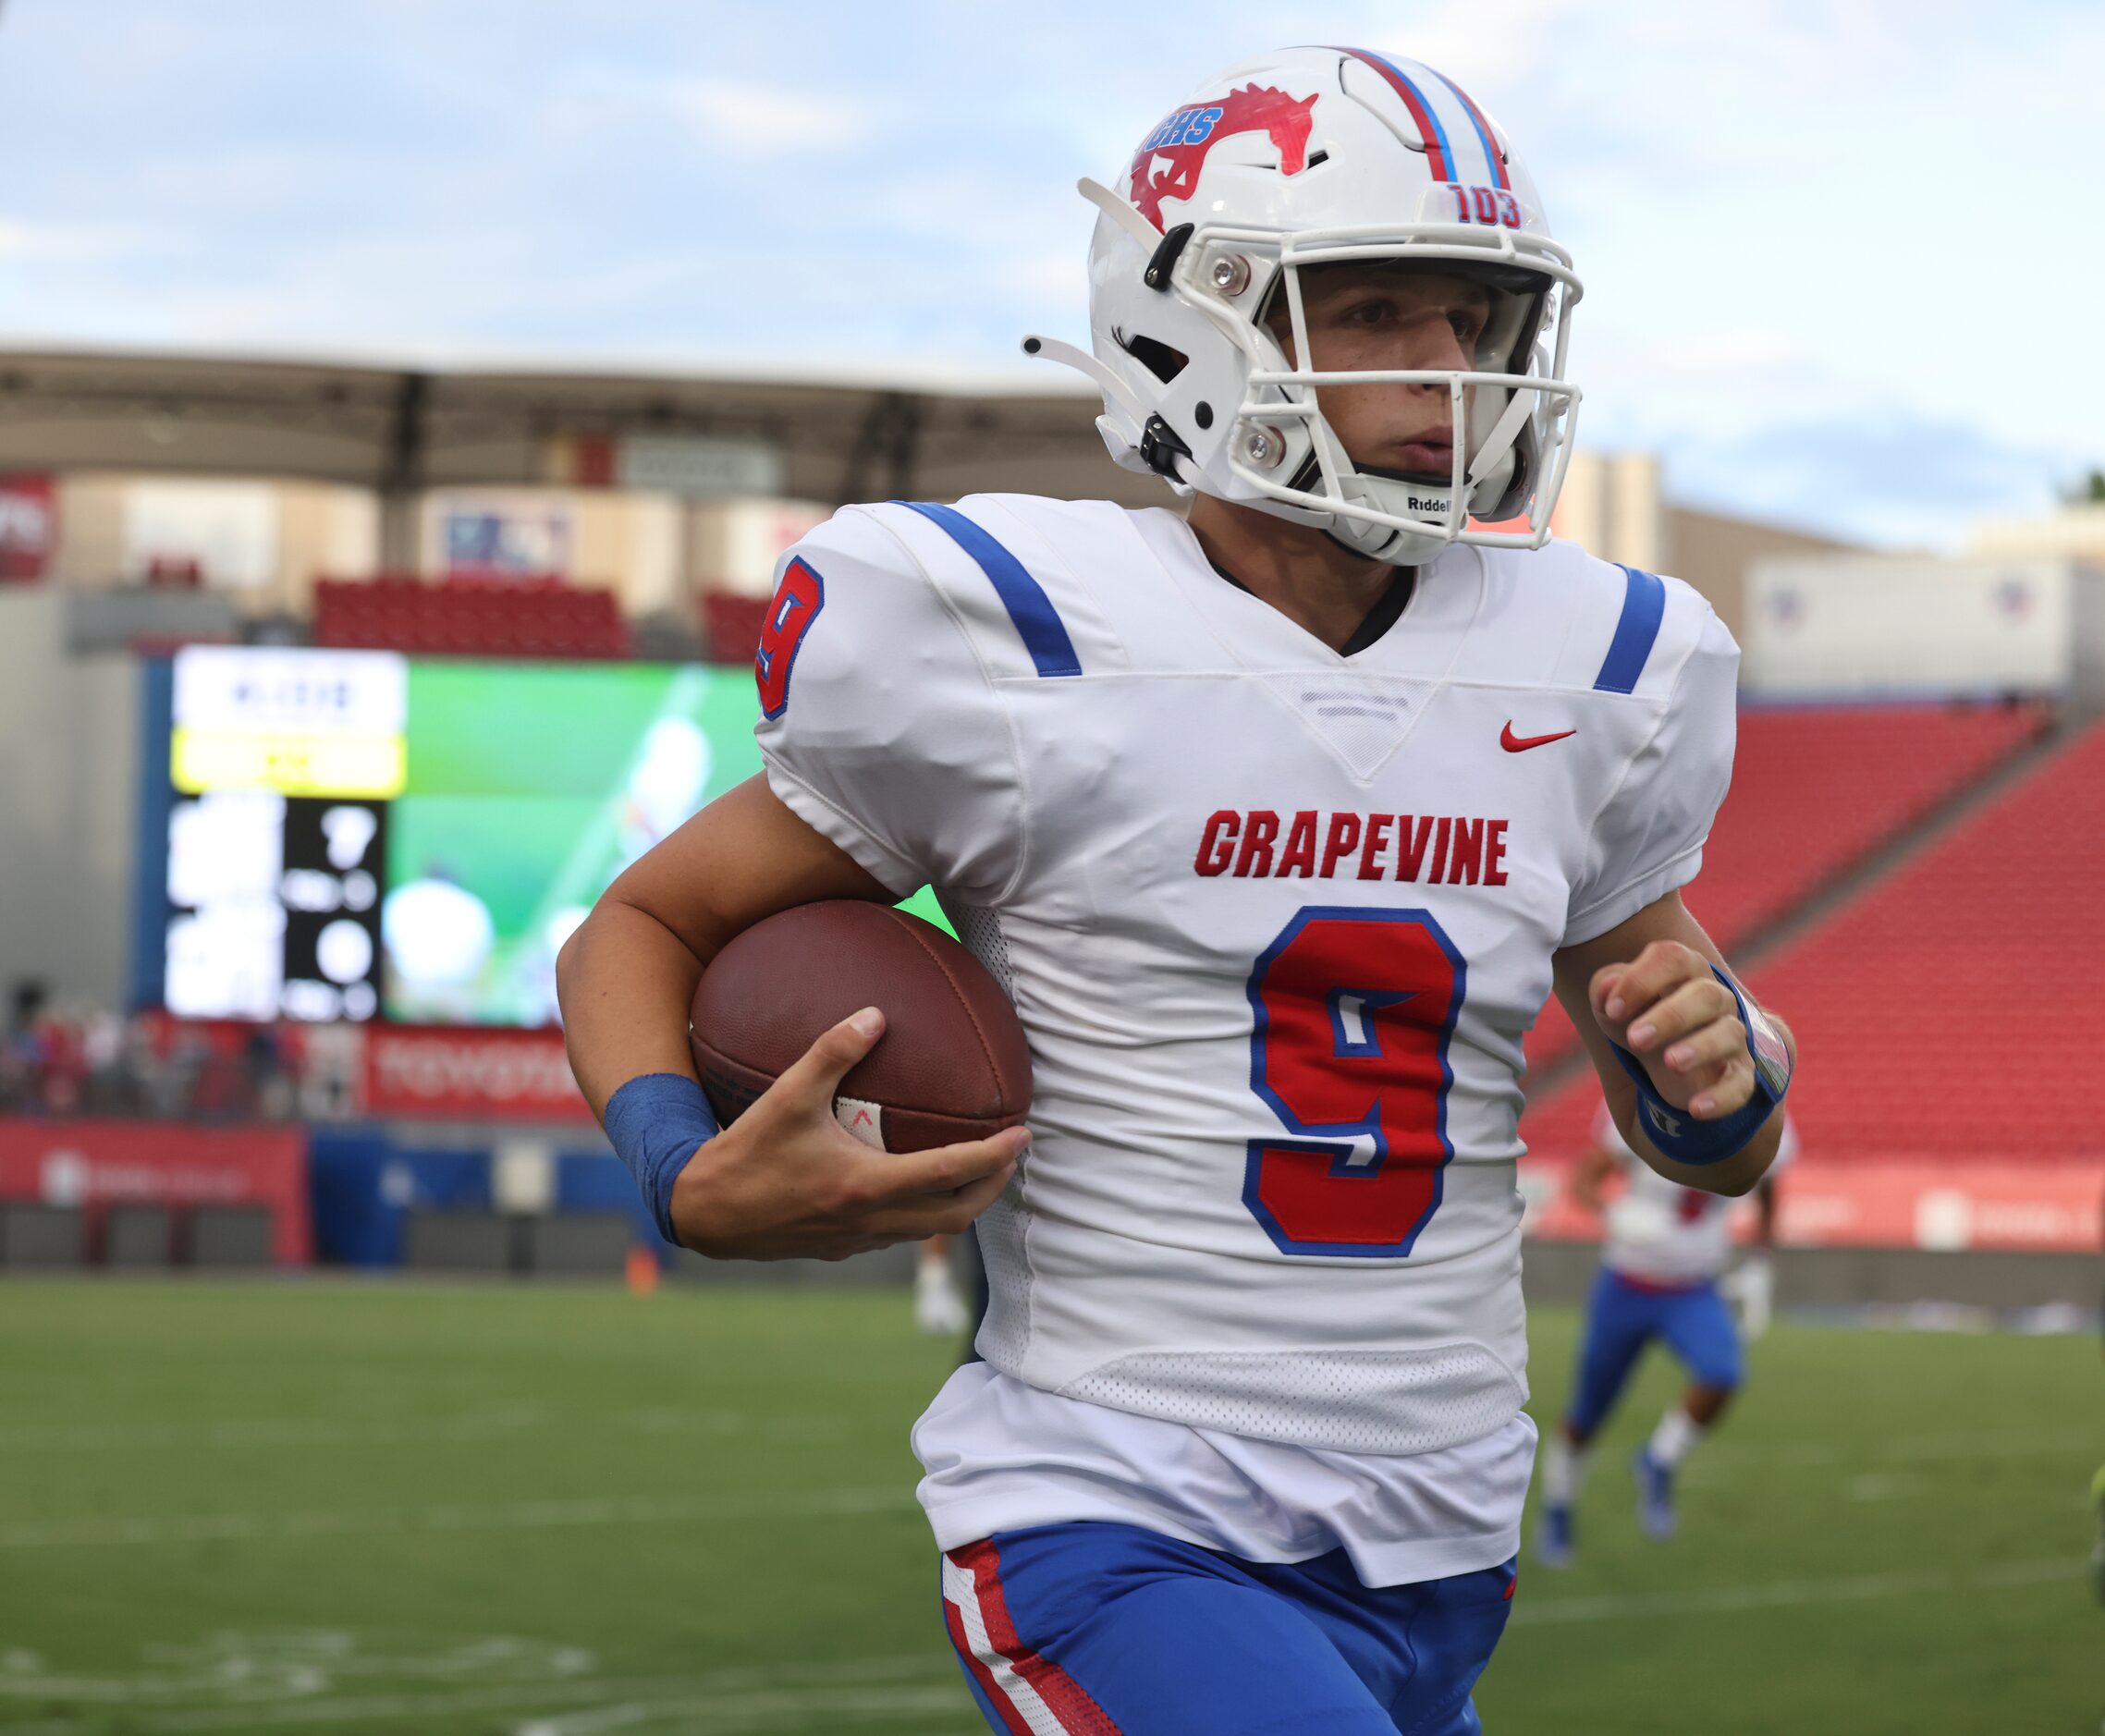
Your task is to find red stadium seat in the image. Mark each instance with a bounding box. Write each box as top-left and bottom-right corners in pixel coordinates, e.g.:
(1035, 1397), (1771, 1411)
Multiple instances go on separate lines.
(703, 593), (766, 666)
(1522, 715), (2105, 1168)
(310, 574), (632, 659)
(1519, 702), (2047, 1082)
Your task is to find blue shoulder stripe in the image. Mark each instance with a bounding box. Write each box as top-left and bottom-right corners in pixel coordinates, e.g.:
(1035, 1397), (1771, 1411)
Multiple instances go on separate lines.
(900, 501), (1082, 678)
(1595, 565), (1667, 694)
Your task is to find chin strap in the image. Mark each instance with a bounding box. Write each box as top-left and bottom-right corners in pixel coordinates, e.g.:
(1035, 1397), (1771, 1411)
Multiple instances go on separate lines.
(1464, 388), (1536, 498)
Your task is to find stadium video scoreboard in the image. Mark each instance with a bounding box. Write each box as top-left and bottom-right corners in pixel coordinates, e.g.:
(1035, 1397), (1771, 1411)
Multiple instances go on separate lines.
(165, 648), (401, 1023)
(155, 645), (765, 1028)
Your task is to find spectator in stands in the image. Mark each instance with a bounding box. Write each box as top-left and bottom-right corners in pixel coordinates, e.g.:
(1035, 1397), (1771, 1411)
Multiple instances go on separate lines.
(80, 1010), (129, 1115)
(1, 980), (48, 1114)
(243, 1021), (298, 1120)
(0, 994), (340, 1122)
(129, 1011), (186, 1119)
(35, 1012), (87, 1116)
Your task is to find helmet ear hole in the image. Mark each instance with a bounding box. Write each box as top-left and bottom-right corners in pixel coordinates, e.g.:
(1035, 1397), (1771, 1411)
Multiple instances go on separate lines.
(1114, 328), (1190, 385)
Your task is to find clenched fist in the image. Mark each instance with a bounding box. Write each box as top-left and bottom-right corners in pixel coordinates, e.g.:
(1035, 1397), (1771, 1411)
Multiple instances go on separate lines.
(1588, 940), (1757, 1122)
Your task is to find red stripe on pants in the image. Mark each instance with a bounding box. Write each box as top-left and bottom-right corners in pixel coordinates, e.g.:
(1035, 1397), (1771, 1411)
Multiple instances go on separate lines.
(943, 1591), (1038, 1736)
(948, 1540), (1125, 1735)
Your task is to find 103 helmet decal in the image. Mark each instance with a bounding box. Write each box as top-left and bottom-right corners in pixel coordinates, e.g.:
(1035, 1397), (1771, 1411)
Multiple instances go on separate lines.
(1025, 46), (1584, 564)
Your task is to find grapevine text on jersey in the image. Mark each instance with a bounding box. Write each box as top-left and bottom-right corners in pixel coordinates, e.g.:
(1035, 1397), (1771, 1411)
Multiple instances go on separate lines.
(1194, 809), (1511, 886)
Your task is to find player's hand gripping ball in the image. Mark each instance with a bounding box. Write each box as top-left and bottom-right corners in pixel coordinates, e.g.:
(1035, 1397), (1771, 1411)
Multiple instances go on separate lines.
(669, 902), (1033, 1262)
(691, 901), (1032, 1151)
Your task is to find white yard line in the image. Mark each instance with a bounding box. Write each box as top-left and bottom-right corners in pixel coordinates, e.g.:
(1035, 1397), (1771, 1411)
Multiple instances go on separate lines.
(0, 1632), (595, 1704)
(0, 1485), (919, 1551)
(8, 1424), (2087, 1547)
(511, 1683), (973, 1735)
(0, 1407), (843, 1455)
(0, 1657), (955, 1734)
(0, 1409), (552, 1454)
(1694, 1432), (2100, 1470)
(1510, 1556), (2080, 1626)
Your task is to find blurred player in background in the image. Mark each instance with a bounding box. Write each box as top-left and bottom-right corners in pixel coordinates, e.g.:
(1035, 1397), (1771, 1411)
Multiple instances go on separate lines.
(2092, 1187), (2104, 1621)
(1536, 1101), (1795, 1564)
(2092, 1462), (2104, 1605)
(915, 1232), (970, 1337)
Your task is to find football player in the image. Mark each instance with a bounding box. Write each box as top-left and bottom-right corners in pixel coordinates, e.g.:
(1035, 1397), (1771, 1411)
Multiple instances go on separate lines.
(915, 1232), (972, 1337)
(2091, 1193), (2103, 1619)
(1536, 1101), (1795, 1567)
(557, 46), (1797, 1734)
(2092, 1463), (2105, 1606)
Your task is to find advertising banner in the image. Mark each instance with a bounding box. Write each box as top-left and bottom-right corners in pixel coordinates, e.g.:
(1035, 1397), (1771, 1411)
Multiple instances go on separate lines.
(362, 1025), (591, 1120)
(1520, 1156), (2100, 1253)
(618, 434), (784, 498)
(442, 504), (570, 579)
(0, 1120), (310, 1264)
(0, 474), (55, 581)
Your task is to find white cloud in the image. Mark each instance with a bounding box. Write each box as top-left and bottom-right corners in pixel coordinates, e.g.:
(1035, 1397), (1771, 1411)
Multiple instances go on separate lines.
(1340, 0), (1591, 87)
(0, 218), (148, 262)
(0, 2), (2096, 541)
(674, 77), (875, 153)
(1660, 406), (2073, 551)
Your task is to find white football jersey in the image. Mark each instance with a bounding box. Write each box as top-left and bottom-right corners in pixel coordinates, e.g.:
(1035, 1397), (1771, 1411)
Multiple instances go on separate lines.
(1594, 1103), (1796, 1287)
(756, 495), (1737, 1456)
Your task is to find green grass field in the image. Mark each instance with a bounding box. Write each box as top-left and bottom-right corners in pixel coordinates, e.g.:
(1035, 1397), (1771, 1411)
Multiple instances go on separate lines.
(0, 1280), (2096, 1735)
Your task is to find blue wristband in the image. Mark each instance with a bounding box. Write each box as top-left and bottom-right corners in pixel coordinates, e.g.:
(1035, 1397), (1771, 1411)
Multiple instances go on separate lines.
(1609, 966), (1789, 1167)
(604, 1072), (720, 1244)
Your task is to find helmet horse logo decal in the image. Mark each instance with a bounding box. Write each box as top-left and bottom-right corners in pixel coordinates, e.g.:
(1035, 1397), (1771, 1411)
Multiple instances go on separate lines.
(1126, 84), (1319, 231)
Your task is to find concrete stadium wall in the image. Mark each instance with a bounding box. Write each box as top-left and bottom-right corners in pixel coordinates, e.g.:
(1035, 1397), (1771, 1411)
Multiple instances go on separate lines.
(0, 591), (142, 1010)
(1520, 1238), (2101, 1313)
(1742, 556), (2082, 697)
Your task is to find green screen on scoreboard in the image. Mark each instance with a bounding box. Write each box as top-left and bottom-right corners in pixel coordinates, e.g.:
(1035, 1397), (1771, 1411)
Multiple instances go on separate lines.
(383, 662), (762, 1024)
(383, 659), (949, 1026)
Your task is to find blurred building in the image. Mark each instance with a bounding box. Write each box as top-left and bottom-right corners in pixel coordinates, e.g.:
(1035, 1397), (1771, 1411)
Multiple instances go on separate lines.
(0, 344), (2025, 1023)
(1969, 502), (2105, 564)
(1545, 449), (1864, 646)
(0, 348), (1864, 644)
(2, 348), (2101, 1297)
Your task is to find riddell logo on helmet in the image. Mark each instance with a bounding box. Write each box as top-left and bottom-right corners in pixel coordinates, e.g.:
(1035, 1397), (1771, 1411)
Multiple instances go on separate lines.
(1127, 84), (1318, 231)
(1408, 495), (1451, 514)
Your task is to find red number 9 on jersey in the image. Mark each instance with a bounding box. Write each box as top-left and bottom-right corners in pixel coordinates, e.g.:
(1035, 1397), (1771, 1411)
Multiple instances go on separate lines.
(1244, 906), (1465, 1256)
(756, 556), (825, 720)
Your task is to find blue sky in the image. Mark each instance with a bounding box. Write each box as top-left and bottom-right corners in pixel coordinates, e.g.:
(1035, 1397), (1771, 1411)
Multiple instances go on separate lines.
(0, 0), (2098, 548)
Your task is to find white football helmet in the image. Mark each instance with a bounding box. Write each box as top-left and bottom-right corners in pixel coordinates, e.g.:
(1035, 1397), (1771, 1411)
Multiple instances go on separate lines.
(1027, 45), (1583, 563)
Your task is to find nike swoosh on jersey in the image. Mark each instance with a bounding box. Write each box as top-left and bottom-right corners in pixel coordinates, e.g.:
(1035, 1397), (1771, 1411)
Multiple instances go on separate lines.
(1500, 722), (1578, 752)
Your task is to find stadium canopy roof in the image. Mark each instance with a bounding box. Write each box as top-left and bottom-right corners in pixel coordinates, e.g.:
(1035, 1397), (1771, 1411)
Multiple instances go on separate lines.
(0, 345), (1172, 509)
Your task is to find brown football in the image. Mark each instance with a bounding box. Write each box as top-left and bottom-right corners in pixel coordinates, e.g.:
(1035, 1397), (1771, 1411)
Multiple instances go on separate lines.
(688, 900), (1031, 1153)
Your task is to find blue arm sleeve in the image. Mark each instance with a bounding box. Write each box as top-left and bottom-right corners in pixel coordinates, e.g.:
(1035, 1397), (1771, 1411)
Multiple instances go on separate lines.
(604, 1073), (720, 1244)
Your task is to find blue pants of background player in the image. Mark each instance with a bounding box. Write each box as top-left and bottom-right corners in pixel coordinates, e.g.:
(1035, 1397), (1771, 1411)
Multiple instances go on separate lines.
(1567, 1266), (1744, 1434)
(940, 1521), (1517, 1734)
